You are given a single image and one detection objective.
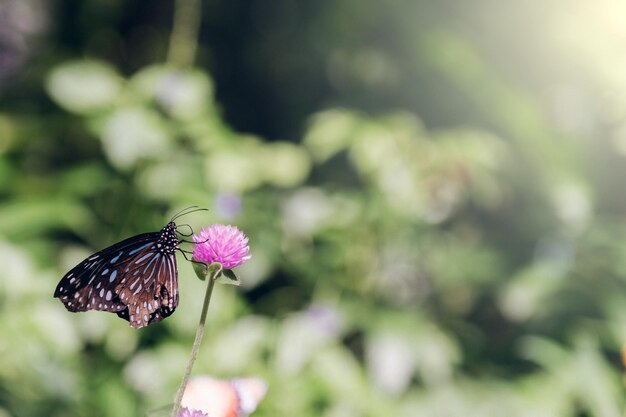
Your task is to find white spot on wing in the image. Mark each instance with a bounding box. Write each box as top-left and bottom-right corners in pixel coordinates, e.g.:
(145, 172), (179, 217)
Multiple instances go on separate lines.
(128, 243), (151, 255)
(110, 251), (123, 263)
(135, 252), (154, 264)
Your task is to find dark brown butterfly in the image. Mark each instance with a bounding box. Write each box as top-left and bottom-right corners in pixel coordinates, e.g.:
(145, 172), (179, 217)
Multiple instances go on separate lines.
(54, 208), (202, 328)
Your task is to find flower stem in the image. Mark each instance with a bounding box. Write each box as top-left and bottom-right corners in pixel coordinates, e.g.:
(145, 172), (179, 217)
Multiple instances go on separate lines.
(170, 269), (219, 417)
(167, 0), (202, 67)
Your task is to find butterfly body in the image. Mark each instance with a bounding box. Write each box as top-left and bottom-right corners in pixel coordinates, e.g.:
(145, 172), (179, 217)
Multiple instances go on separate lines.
(54, 222), (180, 329)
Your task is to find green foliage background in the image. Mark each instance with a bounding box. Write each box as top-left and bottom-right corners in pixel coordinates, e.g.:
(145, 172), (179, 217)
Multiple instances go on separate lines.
(2, 1), (626, 416)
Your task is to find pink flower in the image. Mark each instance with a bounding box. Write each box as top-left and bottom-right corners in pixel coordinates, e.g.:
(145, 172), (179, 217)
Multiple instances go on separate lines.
(178, 407), (208, 417)
(192, 224), (251, 269)
(182, 376), (268, 417)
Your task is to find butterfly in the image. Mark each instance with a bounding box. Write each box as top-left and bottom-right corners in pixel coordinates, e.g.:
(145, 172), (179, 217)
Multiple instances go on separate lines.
(54, 207), (203, 329)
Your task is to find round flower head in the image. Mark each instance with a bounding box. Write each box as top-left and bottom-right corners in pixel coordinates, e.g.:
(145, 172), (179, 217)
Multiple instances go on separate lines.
(193, 224), (251, 269)
(178, 408), (208, 417)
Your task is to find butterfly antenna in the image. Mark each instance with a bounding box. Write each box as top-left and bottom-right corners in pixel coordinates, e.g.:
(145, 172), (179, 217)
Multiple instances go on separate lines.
(170, 206), (208, 223)
(170, 205), (197, 221)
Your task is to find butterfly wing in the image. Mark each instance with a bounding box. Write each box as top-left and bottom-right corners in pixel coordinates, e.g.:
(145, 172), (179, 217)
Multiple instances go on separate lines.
(115, 248), (178, 328)
(54, 223), (179, 329)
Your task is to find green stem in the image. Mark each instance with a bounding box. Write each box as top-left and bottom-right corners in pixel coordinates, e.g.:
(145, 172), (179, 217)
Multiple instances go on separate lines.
(167, 0), (202, 67)
(170, 268), (219, 417)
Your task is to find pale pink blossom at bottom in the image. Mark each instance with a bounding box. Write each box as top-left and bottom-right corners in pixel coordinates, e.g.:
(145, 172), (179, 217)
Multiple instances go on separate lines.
(178, 408), (208, 417)
(181, 376), (267, 417)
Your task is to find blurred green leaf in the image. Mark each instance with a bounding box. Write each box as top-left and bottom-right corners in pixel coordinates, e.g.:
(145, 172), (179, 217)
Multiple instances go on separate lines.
(46, 60), (123, 114)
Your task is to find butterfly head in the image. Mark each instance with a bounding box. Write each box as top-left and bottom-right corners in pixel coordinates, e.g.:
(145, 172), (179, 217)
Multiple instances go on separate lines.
(158, 222), (179, 255)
